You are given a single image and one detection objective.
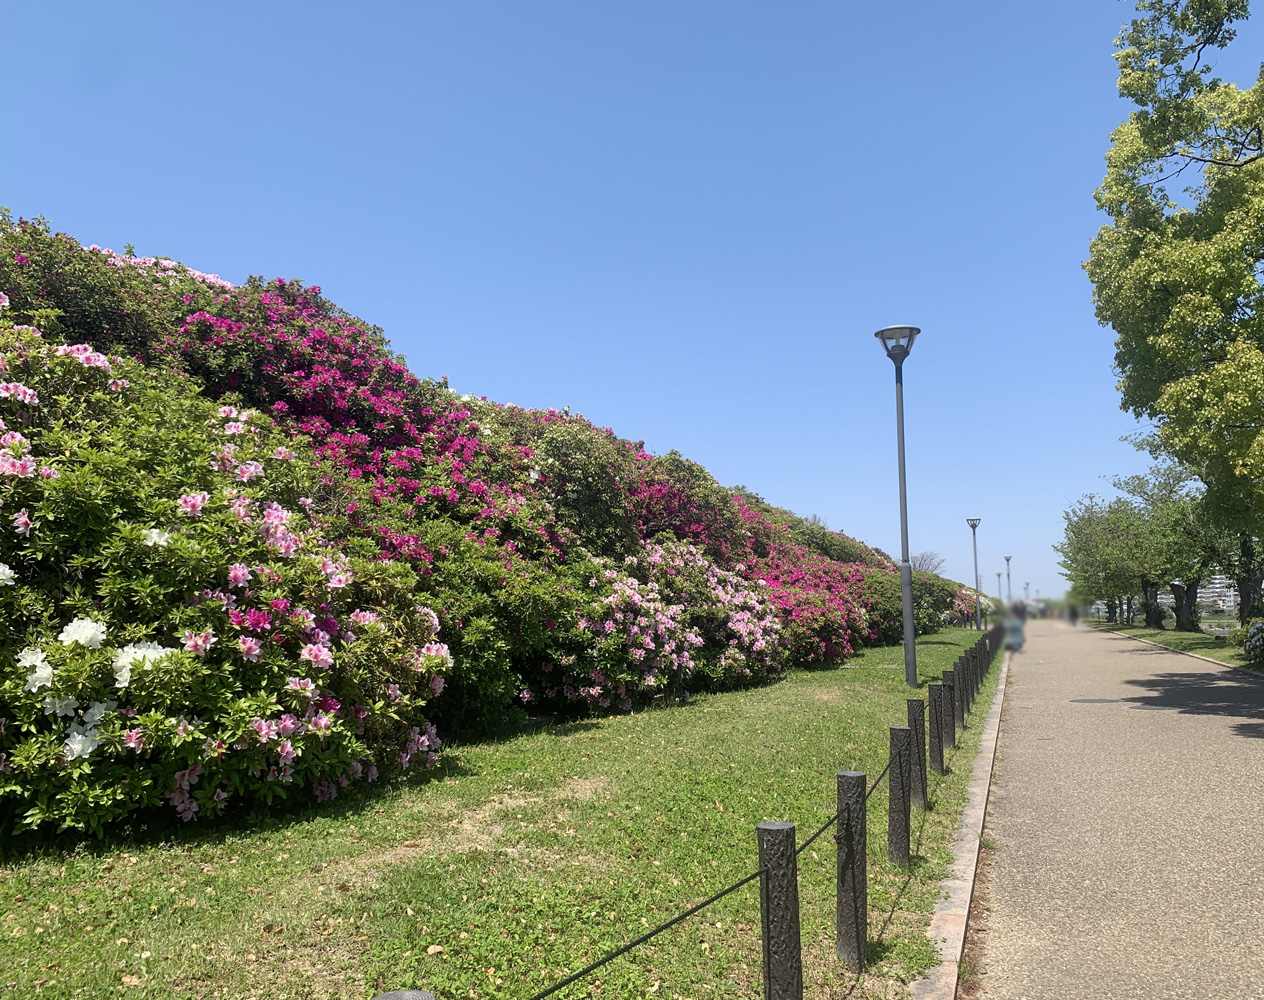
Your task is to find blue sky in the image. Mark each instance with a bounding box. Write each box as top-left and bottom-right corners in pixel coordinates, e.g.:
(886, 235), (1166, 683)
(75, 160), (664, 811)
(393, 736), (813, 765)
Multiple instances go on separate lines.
(5, 1), (1261, 599)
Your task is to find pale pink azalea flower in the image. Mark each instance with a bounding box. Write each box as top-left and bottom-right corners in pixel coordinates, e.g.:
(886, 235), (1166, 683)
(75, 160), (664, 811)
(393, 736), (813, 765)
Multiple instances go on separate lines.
(386, 683), (402, 702)
(39, 465), (58, 479)
(250, 717), (278, 743)
(285, 676), (317, 698)
(0, 382), (38, 405)
(238, 636), (263, 662)
(12, 508), (32, 537)
(230, 496), (253, 520)
(222, 421), (246, 435)
(273, 447), (295, 461)
(234, 461), (264, 482)
(277, 739), (296, 763)
(174, 717), (197, 738)
(218, 406), (238, 418)
(177, 492), (209, 516)
(349, 609), (380, 626)
(182, 630), (217, 657)
(309, 712), (333, 738)
(300, 643), (333, 669)
(227, 563), (252, 588)
(277, 713), (301, 737)
(327, 572), (351, 589)
(123, 728), (145, 750)
(109, 379), (129, 391)
(175, 763), (203, 790)
(429, 675), (445, 696)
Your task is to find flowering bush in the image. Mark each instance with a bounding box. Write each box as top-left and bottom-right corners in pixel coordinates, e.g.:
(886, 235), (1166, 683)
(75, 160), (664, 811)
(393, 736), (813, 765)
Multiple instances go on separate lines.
(0, 215), (977, 754)
(0, 321), (446, 833)
(1244, 622), (1264, 663)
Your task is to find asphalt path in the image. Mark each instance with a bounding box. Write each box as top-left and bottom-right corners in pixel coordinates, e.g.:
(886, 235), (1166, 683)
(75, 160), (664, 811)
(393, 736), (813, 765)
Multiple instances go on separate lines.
(978, 620), (1264, 999)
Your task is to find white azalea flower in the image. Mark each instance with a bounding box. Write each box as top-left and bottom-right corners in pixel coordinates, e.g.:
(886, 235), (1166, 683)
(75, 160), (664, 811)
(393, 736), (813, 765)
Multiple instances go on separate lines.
(0, 562), (15, 585)
(141, 528), (172, 547)
(42, 694), (80, 717)
(111, 641), (174, 689)
(82, 700), (117, 727)
(58, 617), (107, 648)
(20, 648), (51, 691)
(64, 722), (101, 760)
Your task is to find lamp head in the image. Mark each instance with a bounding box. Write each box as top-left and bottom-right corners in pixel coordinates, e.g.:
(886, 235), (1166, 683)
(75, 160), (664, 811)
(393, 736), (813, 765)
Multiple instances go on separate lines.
(874, 325), (920, 362)
(1005, 554), (1011, 563)
(966, 517), (981, 530)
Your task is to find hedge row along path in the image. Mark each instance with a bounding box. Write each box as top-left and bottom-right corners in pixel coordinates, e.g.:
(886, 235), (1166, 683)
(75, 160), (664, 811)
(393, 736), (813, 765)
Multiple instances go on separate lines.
(970, 620), (1264, 998)
(0, 628), (1000, 1000)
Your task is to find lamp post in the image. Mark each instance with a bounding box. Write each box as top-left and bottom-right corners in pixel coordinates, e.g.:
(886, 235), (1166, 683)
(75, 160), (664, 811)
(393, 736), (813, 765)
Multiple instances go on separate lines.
(997, 571), (1002, 604)
(1005, 554), (1012, 603)
(1025, 582), (1030, 602)
(875, 324), (921, 688)
(967, 518), (982, 630)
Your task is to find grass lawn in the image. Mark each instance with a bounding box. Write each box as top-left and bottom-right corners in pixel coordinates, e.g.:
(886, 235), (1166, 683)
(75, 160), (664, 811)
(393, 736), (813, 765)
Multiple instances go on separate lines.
(1088, 622), (1254, 669)
(0, 628), (1001, 1000)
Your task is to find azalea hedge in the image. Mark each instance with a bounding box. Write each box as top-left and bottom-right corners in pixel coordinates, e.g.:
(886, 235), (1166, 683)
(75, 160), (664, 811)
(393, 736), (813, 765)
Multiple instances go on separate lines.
(0, 214), (967, 834)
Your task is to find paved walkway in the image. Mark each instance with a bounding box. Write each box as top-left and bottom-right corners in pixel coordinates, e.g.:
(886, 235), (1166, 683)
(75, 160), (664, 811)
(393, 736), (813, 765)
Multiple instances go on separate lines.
(978, 620), (1264, 1000)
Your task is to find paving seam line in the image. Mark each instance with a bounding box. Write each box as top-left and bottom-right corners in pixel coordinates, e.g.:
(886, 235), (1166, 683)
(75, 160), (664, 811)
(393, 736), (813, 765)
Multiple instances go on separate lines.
(908, 650), (1010, 1000)
(1094, 627), (1264, 681)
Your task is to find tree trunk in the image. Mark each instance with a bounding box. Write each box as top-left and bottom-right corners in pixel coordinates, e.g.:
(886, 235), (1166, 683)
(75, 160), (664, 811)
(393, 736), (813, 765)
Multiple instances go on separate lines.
(1106, 598), (1118, 623)
(1141, 578), (1165, 629)
(1236, 535), (1264, 625)
(1170, 579), (1201, 632)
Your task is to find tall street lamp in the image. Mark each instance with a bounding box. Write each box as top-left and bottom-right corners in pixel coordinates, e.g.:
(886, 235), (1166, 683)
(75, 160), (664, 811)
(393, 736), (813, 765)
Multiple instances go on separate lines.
(997, 571), (1003, 603)
(1005, 554), (1012, 603)
(1025, 581), (1030, 602)
(967, 517), (982, 630)
(875, 324), (921, 688)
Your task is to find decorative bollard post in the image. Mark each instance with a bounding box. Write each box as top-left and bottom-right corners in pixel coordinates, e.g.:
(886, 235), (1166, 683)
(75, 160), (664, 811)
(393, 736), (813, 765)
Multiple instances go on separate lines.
(953, 660), (966, 730)
(906, 698), (927, 809)
(835, 772), (867, 973)
(942, 670), (957, 749)
(927, 683), (945, 774)
(758, 822), (804, 1000)
(887, 726), (911, 866)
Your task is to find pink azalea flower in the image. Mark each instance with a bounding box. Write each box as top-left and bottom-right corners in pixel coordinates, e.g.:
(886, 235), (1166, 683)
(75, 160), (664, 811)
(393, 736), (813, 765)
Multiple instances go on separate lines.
(300, 643), (333, 669)
(223, 421), (246, 435)
(227, 563), (252, 588)
(109, 379), (129, 391)
(218, 406), (238, 418)
(239, 636), (263, 662)
(39, 465), (58, 479)
(429, 675), (445, 696)
(386, 683), (402, 702)
(235, 460), (264, 482)
(309, 712), (333, 738)
(273, 447), (295, 461)
(12, 508), (32, 537)
(277, 713), (301, 737)
(182, 630), (217, 657)
(177, 492), (210, 516)
(285, 676), (317, 698)
(123, 727), (145, 750)
(277, 739), (296, 763)
(250, 717), (278, 743)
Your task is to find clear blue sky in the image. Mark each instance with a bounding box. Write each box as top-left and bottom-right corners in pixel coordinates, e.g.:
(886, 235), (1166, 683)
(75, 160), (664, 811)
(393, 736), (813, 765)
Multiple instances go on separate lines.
(6, 1), (1262, 599)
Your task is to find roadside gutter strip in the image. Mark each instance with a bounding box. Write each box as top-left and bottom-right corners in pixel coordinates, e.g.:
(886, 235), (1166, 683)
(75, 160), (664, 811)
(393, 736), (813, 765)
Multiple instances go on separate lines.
(1095, 627), (1264, 680)
(909, 651), (1010, 1000)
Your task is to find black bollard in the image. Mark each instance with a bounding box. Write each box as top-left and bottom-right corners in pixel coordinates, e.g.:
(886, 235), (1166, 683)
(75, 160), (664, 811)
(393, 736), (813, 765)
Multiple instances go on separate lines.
(758, 822), (804, 1000)
(942, 670), (957, 749)
(927, 683), (945, 774)
(906, 698), (927, 809)
(835, 772), (867, 973)
(887, 726), (911, 866)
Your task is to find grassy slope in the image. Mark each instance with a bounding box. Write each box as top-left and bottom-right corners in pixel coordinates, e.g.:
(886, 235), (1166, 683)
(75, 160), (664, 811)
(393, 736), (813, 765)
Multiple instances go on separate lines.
(1088, 622), (1253, 669)
(0, 629), (1001, 1000)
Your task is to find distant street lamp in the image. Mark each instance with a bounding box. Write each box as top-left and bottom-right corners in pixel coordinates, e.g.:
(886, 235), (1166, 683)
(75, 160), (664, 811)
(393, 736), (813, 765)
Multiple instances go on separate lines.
(1005, 554), (1012, 603)
(997, 571), (1003, 604)
(967, 518), (982, 630)
(1025, 581), (1030, 602)
(875, 324), (921, 688)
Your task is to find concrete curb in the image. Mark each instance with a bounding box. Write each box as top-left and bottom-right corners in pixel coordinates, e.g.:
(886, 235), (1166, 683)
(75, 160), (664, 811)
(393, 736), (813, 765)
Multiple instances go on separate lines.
(1093, 626), (1264, 681)
(909, 651), (1010, 1000)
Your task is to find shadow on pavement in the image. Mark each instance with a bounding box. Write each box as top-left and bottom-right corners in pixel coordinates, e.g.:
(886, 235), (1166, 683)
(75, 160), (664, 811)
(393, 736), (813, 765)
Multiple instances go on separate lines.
(1121, 669), (1264, 740)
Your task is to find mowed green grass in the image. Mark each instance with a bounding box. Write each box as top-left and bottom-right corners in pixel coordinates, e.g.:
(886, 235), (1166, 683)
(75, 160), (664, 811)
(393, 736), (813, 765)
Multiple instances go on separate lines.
(0, 628), (1001, 1000)
(1089, 622), (1253, 669)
